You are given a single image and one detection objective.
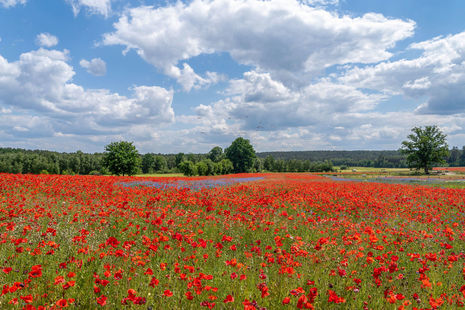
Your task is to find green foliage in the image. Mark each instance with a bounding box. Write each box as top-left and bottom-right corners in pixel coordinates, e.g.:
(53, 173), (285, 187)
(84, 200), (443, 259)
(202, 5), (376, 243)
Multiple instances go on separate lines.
(448, 146), (460, 166)
(154, 155), (167, 172)
(141, 154), (169, 174)
(201, 159), (216, 175)
(208, 146), (224, 163)
(258, 150), (408, 168)
(102, 141), (141, 176)
(460, 146), (465, 166)
(175, 153), (185, 167)
(178, 160), (197, 176)
(400, 125), (449, 174)
(141, 153), (155, 174)
(225, 137), (256, 173)
(218, 159), (234, 175)
(195, 161), (209, 176)
(178, 158), (234, 176)
(263, 155), (275, 171)
(253, 157), (263, 172)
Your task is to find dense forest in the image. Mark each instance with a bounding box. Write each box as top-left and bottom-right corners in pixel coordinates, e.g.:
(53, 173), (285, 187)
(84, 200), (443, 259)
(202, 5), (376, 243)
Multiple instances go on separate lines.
(0, 146), (464, 175)
(257, 150), (408, 168)
(259, 147), (465, 168)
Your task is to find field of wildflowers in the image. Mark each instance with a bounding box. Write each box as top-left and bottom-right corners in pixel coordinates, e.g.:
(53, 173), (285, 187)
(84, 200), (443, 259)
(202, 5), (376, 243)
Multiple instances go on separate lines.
(1, 173), (465, 309)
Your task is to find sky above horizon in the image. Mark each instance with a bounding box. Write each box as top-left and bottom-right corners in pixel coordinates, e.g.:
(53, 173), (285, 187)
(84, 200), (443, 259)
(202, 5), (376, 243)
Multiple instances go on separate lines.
(1, 0), (465, 154)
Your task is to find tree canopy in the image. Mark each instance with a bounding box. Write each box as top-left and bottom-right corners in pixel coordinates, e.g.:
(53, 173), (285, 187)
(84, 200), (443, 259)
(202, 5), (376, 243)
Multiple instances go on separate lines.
(225, 137), (256, 173)
(208, 146), (224, 163)
(102, 141), (141, 176)
(400, 125), (449, 174)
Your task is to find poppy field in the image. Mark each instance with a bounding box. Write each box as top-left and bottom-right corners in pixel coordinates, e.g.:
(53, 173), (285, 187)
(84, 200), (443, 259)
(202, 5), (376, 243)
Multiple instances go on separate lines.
(1, 173), (465, 309)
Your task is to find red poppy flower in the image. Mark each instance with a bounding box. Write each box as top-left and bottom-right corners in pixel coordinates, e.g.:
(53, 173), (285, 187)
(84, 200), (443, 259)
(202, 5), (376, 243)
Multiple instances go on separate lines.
(96, 295), (107, 306)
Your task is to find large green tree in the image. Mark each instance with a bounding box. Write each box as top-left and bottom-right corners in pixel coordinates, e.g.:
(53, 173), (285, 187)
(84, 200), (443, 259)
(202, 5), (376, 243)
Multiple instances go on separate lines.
(400, 125), (449, 174)
(103, 141), (141, 176)
(225, 137), (256, 173)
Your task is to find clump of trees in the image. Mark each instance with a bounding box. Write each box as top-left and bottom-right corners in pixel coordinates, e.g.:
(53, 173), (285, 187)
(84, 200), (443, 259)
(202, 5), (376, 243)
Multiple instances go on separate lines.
(176, 137), (334, 176)
(0, 148), (105, 175)
(178, 146), (234, 176)
(177, 138), (258, 176)
(141, 154), (168, 174)
(263, 156), (333, 172)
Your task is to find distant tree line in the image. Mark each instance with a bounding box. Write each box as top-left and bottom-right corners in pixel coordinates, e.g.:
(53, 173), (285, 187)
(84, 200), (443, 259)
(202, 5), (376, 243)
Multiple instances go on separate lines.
(0, 148), (104, 175)
(259, 146), (465, 169)
(262, 156), (334, 172)
(1, 143), (464, 176)
(447, 146), (465, 167)
(258, 150), (409, 168)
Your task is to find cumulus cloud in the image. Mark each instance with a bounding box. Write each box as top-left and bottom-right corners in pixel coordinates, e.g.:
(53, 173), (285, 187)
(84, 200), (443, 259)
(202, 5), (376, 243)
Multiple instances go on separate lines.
(80, 58), (106, 76)
(198, 70), (385, 132)
(103, 0), (414, 90)
(0, 0), (26, 8)
(167, 63), (226, 91)
(66, 0), (111, 17)
(35, 33), (59, 47)
(0, 48), (174, 142)
(339, 31), (465, 115)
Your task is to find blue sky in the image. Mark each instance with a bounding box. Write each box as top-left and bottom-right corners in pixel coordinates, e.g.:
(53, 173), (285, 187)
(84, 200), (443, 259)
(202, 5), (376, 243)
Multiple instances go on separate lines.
(1, 0), (465, 153)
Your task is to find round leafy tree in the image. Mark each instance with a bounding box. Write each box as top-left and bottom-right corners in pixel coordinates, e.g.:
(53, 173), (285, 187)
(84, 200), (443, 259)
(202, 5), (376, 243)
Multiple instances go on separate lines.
(103, 141), (141, 176)
(400, 125), (449, 174)
(225, 137), (256, 173)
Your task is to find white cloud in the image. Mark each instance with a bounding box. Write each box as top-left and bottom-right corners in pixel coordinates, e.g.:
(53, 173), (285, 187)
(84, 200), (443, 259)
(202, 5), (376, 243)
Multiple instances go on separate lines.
(339, 31), (465, 114)
(66, 0), (111, 17)
(198, 70), (385, 131)
(103, 0), (414, 90)
(167, 63), (225, 91)
(80, 58), (106, 76)
(0, 48), (174, 142)
(0, 0), (26, 8)
(35, 33), (59, 47)
(304, 0), (339, 6)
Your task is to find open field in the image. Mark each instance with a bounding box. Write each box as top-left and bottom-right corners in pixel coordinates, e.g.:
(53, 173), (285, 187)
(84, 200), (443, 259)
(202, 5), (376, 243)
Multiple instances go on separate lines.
(324, 167), (465, 189)
(334, 167), (411, 174)
(1, 173), (465, 309)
